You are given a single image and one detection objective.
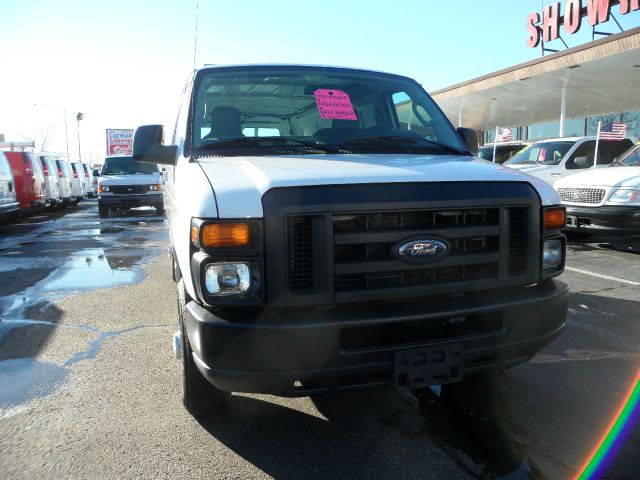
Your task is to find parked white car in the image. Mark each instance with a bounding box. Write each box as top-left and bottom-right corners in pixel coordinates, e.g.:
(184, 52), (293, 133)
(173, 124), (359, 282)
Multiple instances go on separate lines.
(504, 136), (633, 185)
(555, 141), (640, 234)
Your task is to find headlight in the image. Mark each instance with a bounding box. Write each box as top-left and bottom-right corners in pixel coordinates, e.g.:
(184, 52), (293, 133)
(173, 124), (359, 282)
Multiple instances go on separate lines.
(607, 188), (640, 204)
(204, 262), (251, 296)
(543, 239), (563, 269)
(99, 185), (109, 193)
(149, 184), (161, 191)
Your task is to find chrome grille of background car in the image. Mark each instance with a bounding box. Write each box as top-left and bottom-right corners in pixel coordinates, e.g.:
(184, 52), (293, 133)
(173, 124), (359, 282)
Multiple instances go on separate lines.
(557, 187), (606, 204)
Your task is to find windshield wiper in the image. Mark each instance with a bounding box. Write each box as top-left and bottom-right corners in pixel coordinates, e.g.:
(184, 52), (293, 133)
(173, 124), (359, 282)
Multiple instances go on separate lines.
(198, 137), (339, 153)
(343, 136), (468, 156)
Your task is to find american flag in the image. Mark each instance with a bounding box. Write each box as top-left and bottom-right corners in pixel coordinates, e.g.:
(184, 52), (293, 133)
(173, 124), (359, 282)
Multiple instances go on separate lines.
(598, 122), (627, 140)
(496, 127), (512, 142)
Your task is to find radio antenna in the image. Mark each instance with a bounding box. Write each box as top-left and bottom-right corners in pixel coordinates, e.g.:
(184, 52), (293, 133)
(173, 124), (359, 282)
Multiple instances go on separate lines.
(193, 0), (199, 70)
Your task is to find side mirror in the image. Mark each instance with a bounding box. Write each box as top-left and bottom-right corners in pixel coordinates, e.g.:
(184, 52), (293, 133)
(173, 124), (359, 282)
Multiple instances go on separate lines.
(573, 156), (591, 169)
(92, 169), (99, 177)
(133, 125), (178, 165)
(456, 127), (478, 155)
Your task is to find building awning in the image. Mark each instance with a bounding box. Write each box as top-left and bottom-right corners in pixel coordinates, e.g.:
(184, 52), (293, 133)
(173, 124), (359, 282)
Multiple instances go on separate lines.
(431, 27), (640, 132)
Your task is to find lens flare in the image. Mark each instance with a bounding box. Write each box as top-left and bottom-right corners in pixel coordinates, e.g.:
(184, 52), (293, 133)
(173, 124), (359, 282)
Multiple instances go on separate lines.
(575, 371), (640, 480)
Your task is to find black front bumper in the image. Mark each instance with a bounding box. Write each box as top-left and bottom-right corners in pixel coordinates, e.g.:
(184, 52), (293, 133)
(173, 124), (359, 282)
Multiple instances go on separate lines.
(184, 280), (569, 395)
(98, 193), (162, 208)
(565, 205), (640, 234)
(0, 201), (20, 218)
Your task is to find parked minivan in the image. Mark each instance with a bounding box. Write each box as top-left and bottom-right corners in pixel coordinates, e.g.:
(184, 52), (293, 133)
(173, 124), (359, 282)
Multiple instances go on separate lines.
(54, 159), (74, 206)
(38, 156), (62, 209)
(0, 151), (20, 221)
(5, 151), (46, 211)
(504, 136), (634, 185)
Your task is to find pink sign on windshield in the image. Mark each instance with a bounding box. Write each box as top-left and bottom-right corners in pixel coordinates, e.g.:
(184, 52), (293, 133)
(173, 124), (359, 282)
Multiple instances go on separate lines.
(538, 148), (547, 162)
(314, 89), (357, 121)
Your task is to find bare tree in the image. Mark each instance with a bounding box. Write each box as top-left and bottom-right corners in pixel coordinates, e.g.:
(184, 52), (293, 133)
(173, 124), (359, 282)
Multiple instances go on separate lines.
(17, 121), (58, 154)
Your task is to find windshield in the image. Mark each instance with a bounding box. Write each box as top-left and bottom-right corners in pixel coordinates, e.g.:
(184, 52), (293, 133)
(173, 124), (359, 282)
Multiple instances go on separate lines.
(505, 141), (574, 165)
(611, 143), (640, 167)
(190, 67), (468, 156)
(102, 156), (159, 175)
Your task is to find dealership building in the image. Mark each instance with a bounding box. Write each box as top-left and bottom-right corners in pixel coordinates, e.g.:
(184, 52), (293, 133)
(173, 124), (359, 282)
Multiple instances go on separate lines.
(431, 3), (640, 144)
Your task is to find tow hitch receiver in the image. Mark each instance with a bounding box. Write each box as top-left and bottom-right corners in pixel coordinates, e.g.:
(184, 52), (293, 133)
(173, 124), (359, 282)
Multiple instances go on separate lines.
(394, 345), (463, 390)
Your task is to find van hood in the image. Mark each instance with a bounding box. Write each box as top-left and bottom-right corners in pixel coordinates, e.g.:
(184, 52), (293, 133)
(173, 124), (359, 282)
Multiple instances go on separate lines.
(98, 173), (160, 186)
(554, 166), (640, 188)
(196, 154), (560, 218)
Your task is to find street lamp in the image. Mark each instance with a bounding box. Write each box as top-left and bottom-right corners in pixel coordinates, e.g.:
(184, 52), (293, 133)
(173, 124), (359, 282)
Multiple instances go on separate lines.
(33, 104), (70, 160)
(76, 112), (84, 162)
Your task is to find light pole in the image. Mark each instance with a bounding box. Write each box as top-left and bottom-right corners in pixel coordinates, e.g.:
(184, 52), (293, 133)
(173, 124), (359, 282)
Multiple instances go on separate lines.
(33, 104), (70, 160)
(76, 112), (84, 162)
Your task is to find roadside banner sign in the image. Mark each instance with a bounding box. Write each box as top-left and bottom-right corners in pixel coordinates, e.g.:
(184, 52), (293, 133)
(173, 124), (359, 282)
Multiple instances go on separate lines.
(106, 129), (134, 155)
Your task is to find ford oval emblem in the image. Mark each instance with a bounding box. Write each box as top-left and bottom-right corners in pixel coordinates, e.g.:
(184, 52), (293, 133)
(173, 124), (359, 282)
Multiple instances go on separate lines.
(395, 238), (450, 264)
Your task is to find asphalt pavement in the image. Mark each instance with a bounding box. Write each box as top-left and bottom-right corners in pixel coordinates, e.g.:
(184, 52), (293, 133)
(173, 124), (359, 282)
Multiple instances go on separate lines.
(1, 201), (639, 479)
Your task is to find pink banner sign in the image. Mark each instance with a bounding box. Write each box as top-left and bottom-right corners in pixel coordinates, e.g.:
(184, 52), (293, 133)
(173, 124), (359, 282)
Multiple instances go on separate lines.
(314, 89), (357, 121)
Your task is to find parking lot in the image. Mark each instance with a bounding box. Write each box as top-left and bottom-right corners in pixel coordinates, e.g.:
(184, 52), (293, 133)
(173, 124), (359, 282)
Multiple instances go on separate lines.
(0, 200), (638, 479)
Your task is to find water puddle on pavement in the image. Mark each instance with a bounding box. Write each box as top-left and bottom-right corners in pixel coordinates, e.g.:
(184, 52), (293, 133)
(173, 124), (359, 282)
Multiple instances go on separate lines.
(41, 248), (141, 291)
(0, 323), (164, 419)
(0, 205), (168, 419)
(0, 357), (69, 419)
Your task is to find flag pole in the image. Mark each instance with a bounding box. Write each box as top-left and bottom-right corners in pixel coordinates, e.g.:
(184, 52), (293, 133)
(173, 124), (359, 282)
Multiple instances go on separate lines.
(493, 126), (499, 162)
(593, 121), (601, 168)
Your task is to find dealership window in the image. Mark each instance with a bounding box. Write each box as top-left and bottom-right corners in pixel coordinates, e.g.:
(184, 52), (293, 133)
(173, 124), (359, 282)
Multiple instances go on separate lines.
(483, 126), (521, 144)
(563, 118), (586, 137)
(621, 110), (640, 139)
(587, 113), (622, 135)
(527, 121), (560, 140)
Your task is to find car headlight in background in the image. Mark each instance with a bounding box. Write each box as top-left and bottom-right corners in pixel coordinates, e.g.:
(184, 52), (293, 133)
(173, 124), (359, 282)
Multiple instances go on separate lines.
(149, 184), (161, 191)
(204, 262), (251, 296)
(607, 188), (640, 204)
(543, 239), (563, 269)
(98, 185), (109, 193)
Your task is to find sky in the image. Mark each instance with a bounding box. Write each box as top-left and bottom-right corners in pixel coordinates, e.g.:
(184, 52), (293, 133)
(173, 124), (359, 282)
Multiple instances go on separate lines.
(1, 0), (638, 164)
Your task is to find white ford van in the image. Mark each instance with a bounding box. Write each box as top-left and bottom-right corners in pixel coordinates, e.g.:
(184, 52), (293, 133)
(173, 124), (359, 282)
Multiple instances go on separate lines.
(133, 64), (569, 417)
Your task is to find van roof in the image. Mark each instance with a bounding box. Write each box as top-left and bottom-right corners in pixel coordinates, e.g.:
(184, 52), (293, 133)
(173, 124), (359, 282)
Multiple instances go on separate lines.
(197, 64), (411, 81)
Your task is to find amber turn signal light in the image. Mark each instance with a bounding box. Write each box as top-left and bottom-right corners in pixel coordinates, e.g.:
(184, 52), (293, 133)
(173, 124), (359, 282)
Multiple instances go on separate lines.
(201, 223), (250, 247)
(544, 207), (566, 231)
